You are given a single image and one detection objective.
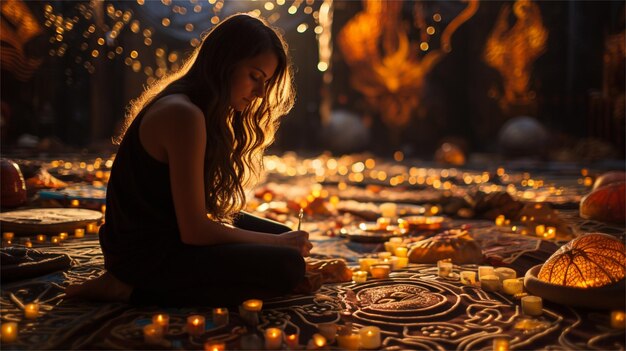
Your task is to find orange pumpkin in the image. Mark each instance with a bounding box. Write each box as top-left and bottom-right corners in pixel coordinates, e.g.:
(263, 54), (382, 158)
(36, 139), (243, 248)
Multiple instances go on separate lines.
(580, 182), (625, 224)
(408, 229), (483, 264)
(592, 171), (626, 191)
(538, 233), (625, 288)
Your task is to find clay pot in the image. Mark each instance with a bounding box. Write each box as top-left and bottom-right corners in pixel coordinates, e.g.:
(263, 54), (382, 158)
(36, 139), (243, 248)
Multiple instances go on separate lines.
(1, 159), (27, 208)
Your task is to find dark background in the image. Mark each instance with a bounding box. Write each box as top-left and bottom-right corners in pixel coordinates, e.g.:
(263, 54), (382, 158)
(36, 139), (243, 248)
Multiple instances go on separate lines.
(1, 0), (624, 160)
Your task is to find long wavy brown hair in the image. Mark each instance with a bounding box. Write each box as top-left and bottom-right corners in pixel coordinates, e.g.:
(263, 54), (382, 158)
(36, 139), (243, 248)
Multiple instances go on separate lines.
(115, 14), (295, 222)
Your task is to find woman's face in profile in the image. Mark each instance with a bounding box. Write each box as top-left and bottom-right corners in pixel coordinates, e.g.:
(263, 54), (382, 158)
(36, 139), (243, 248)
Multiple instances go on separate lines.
(229, 51), (278, 112)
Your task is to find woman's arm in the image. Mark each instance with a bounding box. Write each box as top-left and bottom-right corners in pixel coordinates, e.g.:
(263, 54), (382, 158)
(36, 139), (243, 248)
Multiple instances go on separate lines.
(139, 95), (312, 255)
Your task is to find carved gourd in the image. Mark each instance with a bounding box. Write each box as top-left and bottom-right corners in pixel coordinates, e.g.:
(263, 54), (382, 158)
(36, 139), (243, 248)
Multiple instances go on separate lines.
(580, 182), (625, 224)
(538, 233), (625, 288)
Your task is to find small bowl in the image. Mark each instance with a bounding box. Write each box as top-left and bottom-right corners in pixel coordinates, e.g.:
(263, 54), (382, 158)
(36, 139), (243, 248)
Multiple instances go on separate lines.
(524, 264), (625, 310)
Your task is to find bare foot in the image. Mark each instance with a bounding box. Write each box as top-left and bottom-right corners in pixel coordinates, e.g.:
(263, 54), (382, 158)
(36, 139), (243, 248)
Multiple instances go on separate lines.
(65, 271), (132, 302)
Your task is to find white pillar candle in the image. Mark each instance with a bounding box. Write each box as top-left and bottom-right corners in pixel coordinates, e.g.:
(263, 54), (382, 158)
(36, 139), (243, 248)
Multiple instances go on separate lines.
(186, 315), (205, 336)
(494, 267), (517, 281)
(502, 279), (524, 295)
(242, 299), (263, 311)
(359, 258), (379, 272)
(143, 323), (163, 344)
(212, 308), (229, 327)
(480, 275), (501, 292)
(204, 341), (226, 351)
(521, 296), (543, 316)
(352, 270), (368, 283)
(317, 323), (337, 343)
(369, 264), (391, 279)
(337, 333), (360, 350)
(24, 303), (39, 319)
(264, 327), (283, 350)
(152, 313), (169, 333)
(395, 257), (409, 269)
(493, 337), (510, 351)
(379, 202), (397, 218)
(1, 322), (18, 343)
(460, 271), (477, 286)
(389, 237), (403, 244)
(377, 252), (392, 259)
(478, 266), (495, 280)
(611, 310), (625, 329)
(394, 247), (408, 257)
(437, 260), (453, 278)
(359, 326), (381, 349)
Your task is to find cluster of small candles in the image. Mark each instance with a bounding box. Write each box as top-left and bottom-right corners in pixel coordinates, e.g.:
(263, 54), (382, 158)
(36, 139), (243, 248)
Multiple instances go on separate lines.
(494, 214), (558, 240)
(2, 224), (99, 248)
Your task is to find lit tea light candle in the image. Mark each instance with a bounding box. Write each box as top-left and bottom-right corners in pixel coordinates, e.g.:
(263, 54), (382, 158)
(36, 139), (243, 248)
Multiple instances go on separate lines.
(101, 205), (106, 214)
(337, 333), (360, 350)
(369, 264), (390, 279)
(306, 333), (327, 349)
(264, 327), (283, 350)
(212, 308), (229, 326)
(242, 299), (263, 312)
(395, 247), (408, 257)
(186, 315), (205, 336)
(384, 241), (400, 254)
(58, 232), (69, 240)
(502, 279), (524, 295)
(86, 223), (98, 234)
(36, 234), (46, 243)
(2, 232), (14, 241)
(379, 202), (397, 218)
(480, 275), (501, 292)
(495, 215), (505, 226)
(478, 266), (495, 280)
(437, 259), (453, 278)
(521, 295), (543, 316)
(460, 271), (477, 286)
(611, 310), (625, 329)
(24, 240), (33, 248)
(74, 229), (85, 238)
(143, 323), (163, 344)
(493, 337), (510, 351)
(543, 227), (556, 239)
(359, 258), (379, 272)
(71, 199), (80, 207)
(317, 323), (337, 343)
(352, 270), (368, 283)
(494, 267), (517, 281)
(376, 217), (392, 230)
(50, 236), (61, 245)
(284, 333), (299, 349)
(152, 313), (169, 333)
(204, 341), (226, 351)
(535, 225), (545, 236)
(24, 303), (39, 319)
(359, 326), (381, 349)
(1, 322), (18, 343)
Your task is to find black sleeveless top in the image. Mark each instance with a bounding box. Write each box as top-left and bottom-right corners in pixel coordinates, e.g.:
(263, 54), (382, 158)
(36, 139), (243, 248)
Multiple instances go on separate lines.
(99, 109), (181, 272)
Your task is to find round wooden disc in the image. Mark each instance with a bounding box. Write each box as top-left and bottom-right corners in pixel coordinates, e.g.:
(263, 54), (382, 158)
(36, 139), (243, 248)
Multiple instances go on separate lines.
(0, 208), (103, 234)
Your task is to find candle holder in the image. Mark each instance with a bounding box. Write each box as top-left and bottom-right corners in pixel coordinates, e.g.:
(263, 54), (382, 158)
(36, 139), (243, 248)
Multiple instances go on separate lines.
(186, 315), (206, 336)
(152, 313), (170, 333)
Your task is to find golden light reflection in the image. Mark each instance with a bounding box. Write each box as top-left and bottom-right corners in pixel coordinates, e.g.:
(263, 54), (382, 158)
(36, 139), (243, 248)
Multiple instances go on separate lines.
(338, 0), (478, 132)
(483, 0), (547, 111)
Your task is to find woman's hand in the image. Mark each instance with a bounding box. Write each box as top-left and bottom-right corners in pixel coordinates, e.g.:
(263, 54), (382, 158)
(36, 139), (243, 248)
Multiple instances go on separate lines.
(277, 230), (313, 257)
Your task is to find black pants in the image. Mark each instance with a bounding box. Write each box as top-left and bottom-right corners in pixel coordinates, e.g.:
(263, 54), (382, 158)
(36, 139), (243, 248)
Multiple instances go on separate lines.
(122, 212), (305, 307)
